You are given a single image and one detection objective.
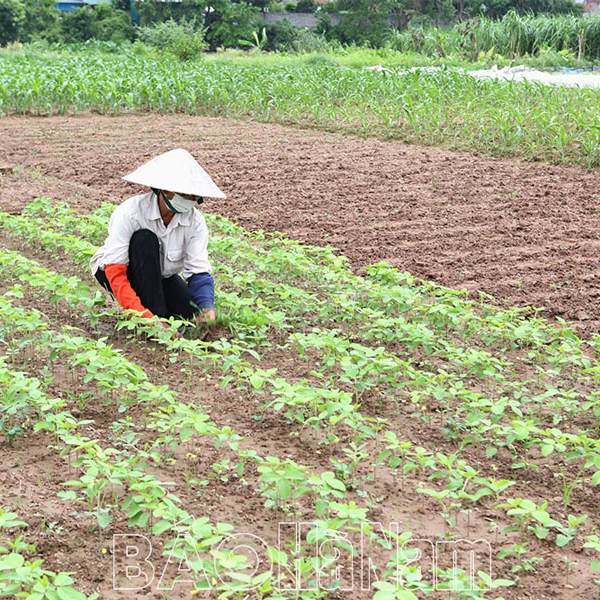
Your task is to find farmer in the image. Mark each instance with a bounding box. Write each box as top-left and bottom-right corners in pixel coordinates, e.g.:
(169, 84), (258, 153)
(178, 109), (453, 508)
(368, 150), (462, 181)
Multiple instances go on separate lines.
(90, 148), (226, 327)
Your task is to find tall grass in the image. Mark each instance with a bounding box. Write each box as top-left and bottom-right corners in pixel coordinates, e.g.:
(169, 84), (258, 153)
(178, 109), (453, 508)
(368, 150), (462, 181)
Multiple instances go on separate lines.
(388, 11), (600, 63)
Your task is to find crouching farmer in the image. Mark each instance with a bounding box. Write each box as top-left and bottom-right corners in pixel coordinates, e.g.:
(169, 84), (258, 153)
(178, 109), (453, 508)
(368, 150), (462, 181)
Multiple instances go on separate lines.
(90, 149), (226, 328)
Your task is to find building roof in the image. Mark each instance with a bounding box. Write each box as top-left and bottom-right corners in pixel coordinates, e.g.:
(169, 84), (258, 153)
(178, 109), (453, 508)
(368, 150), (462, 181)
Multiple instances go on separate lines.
(55, 0), (100, 11)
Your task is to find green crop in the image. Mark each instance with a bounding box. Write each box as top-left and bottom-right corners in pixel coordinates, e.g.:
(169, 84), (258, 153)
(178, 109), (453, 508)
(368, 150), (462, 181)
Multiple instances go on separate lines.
(6, 197), (600, 594)
(3, 50), (600, 167)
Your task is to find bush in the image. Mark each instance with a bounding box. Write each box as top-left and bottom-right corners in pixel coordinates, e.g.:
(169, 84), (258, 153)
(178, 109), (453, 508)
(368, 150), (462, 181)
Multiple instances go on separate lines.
(264, 18), (298, 51)
(92, 4), (136, 43)
(138, 19), (207, 60)
(300, 52), (338, 66)
(168, 28), (206, 60)
(293, 28), (329, 53)
(267, 1), (284, 12)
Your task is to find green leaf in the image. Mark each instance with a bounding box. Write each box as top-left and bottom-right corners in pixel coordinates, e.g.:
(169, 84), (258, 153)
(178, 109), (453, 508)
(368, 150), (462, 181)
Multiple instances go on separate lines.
(321, 471), (346, 492)
(0, 553), (24, 569)
(129, 511), (149, 529)
(277, 479), (291, 500)
(315, 498), (328, 518)
(531, 525), (550, 540)
(56, 587), (88, 600)
(485, 446), (498, 458)
(152, 520), (172, 536)
(532, 510), (560, 527)
(97, 510), (111, 529)
(249, 374), (265, 390)
(590, 559), (600, 572)
(501, 525), (519, 534)
(54, 573), (75, 586)
(541, 444), (554, 457)
(373, 581), (397, 599)
(57, 491), (78, 501)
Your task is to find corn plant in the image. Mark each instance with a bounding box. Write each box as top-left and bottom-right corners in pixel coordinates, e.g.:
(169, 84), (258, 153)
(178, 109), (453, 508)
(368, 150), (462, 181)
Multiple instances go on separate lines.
(4, 49), (600, 166)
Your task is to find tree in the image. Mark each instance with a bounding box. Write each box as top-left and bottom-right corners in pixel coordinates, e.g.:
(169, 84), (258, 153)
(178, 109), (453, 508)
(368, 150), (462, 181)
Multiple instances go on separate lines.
(0, 0), (24, 45)
(203, 0), (261, 49)
(20, 0), (61, 43)
(248, 0), (269, 9)
(332, 0), (392, 46)
(61, 6), (100, 42)
(135, 0), (203, 27)
(264, 17), (298, 50)
(390, 0), (455, 27)
(296, 0), (316, 12)
(93, 4), (136, 42)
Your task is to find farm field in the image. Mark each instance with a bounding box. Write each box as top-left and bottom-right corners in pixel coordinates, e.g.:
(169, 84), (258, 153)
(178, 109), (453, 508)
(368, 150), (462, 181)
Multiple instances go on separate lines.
(2, 111), (600, 600)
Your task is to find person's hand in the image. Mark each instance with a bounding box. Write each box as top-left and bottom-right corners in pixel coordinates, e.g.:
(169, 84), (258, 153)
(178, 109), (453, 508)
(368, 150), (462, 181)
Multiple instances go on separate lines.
(194, 309), (217, 340)
(195, 309), (216, 325)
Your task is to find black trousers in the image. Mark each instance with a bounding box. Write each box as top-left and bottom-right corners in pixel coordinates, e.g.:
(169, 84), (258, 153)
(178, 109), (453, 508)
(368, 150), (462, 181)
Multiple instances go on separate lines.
(95, 229), (197, 319)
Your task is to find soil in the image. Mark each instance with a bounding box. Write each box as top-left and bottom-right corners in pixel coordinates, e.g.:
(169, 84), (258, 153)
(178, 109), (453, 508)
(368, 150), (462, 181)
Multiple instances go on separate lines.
(1, 113), (600, 600)
(2, 114), (600, 337)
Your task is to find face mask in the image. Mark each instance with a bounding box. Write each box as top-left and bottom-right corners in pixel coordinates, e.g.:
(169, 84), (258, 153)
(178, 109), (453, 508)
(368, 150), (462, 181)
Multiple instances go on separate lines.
(164, 193), (197, 214)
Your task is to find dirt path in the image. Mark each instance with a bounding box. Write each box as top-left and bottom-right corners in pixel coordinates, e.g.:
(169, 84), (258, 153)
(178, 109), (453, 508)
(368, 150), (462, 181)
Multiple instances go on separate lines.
(2, 113), (599, 337)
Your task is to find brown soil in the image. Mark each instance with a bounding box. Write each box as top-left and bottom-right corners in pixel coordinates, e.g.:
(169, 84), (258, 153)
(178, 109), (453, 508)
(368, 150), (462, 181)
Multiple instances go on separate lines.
(1, 114), (600, 600)
(3, 114), (600, 336)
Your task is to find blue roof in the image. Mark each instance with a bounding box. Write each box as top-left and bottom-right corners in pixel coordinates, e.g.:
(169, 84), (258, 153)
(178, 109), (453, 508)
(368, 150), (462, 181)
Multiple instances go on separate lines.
(55, 0), (99, 11)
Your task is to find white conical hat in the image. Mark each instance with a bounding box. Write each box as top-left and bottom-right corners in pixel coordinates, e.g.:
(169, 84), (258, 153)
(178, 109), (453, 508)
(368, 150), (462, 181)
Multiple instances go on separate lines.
(122, 149), (226, 199)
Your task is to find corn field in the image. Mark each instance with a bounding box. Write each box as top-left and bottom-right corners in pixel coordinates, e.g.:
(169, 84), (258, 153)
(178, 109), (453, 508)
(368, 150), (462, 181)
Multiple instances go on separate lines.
(2, 49), (600, 168)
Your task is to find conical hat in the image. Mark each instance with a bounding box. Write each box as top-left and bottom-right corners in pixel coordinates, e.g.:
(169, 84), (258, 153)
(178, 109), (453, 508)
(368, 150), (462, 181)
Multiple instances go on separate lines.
(122, 149), (226, 199)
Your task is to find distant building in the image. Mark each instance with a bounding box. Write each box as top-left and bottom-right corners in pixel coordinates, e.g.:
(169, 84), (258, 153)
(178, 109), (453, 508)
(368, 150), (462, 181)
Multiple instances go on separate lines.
(55, 0), (99, 11)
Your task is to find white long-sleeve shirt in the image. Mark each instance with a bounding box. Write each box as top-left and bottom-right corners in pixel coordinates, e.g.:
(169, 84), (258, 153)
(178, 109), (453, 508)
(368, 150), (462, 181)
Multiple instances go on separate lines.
(90, 191), (212, 280)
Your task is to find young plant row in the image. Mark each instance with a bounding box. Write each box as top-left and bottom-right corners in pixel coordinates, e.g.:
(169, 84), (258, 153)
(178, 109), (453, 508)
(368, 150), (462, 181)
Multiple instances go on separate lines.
(0, 507), (97, 599)
(0, 346), (266, 595)
(5, 201), (600, 586)
(10, 201), (595, 367)
(1, 206), (597, 502)
(2, 257), (495, 595)
(0, 291), (395, 597)
(4, 204), (597, 444)
(0, 290), (517, 598)
(1, 240), (596, 596)
(0, 243), (516, 594)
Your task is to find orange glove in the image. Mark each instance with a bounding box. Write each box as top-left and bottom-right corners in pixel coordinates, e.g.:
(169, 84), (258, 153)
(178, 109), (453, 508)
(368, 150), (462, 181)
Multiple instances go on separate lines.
(104, 263), (153, 318)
